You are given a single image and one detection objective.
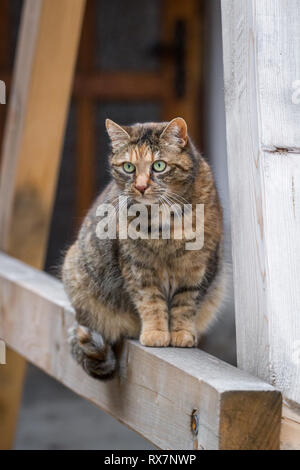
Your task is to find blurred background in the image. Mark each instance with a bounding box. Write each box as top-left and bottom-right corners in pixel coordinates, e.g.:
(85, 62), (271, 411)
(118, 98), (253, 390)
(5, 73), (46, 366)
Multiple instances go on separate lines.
(0, 0), (235, 449)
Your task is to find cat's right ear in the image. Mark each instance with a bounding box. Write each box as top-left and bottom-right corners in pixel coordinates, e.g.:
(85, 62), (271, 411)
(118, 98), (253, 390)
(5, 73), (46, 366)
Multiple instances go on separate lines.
(160, 117), (188, 148)
(105, 119), (130, 152)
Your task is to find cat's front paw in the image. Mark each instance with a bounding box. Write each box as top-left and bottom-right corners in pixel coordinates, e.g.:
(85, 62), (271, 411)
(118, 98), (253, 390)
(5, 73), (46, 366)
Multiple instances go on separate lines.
(140, 330), (170, 347)
(170, 330), (196, 348)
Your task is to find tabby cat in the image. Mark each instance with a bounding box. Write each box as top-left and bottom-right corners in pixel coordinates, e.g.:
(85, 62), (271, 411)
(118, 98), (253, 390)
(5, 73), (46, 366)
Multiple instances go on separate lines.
(62, 118), (225, 379)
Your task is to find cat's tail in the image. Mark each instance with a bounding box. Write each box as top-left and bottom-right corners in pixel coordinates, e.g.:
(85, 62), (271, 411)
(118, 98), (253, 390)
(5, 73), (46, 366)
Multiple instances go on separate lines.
(68, 323), (117, 380)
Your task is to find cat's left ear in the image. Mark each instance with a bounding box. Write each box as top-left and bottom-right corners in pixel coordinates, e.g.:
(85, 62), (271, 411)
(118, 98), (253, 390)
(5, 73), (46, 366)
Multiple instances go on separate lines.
(105, 119), (130, 151)
(160, 117), (188, 148)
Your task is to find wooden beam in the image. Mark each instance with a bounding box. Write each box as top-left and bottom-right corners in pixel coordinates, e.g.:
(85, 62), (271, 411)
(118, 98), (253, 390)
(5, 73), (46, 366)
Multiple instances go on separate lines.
(74, 71), (164, 100)
(0, 0), (85, 449)
(1, 71), (164, 101)
(221, 0), (300, 449)
(0, 347), (26, 450)
(0, 253), (281, 450)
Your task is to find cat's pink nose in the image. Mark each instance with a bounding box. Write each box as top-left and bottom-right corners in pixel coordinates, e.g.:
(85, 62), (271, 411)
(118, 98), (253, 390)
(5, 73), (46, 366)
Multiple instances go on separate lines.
(135, 184), (148, 194)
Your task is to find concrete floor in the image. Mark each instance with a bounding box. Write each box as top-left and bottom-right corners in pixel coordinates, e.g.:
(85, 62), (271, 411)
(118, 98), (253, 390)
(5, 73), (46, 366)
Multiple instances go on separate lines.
(14, 364), (154, 450)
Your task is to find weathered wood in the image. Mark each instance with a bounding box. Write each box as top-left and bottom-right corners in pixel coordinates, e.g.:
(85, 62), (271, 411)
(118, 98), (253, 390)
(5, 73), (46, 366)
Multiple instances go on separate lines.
(0, 0), (85, 266)
(0, 0), (85, 449)
(0, 253), (281, 450)
(221, 0), (300, 448)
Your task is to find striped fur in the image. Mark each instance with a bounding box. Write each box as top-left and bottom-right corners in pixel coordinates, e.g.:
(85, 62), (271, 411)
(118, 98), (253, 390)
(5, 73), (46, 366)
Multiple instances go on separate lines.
(62, 118), (225, 379)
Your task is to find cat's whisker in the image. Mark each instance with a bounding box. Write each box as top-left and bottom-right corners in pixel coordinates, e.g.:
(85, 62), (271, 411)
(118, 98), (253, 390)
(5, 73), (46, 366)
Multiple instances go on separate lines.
(160, 195), (181, 222)
(167, 195), (186, 208)
(104, 196), (129, 226)
(163, 194), (182, 220)
(169, 190), (190, 202)
(167, 191), (190, 205)
(158, 196), (169, 217)
(161, 192), (183, 209)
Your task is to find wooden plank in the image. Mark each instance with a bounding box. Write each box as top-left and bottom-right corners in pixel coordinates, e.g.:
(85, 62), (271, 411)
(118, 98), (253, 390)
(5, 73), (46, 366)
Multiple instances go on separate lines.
(0, 0), (85, 449)
(221, 0), (300, 448)
(0, 253), (282, 450)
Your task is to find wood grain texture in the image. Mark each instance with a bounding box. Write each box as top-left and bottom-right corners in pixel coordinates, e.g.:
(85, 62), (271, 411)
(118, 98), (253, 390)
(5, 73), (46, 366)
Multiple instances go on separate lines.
(0, 1), (43, 448)
(0, 253), (282, 450)
(0, 0), (85, 449)
(0, 0), (86, 267)
(221, 0), (300, 447)
(256, 0), (300, 150)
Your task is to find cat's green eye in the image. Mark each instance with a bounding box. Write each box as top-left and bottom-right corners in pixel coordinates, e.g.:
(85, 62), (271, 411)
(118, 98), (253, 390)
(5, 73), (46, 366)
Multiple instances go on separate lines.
(123, 162), (136, 174)
(152, 160), (166, 172)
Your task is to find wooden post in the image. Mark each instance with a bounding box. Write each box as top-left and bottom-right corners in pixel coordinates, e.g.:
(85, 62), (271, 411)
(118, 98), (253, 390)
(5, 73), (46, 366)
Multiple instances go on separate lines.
(0, 0), (10, 159)
(161, 0), (205, 148)
(75, 0), (96, 223)
(0, 0), (85, 449)
(221, 0), (300, 448)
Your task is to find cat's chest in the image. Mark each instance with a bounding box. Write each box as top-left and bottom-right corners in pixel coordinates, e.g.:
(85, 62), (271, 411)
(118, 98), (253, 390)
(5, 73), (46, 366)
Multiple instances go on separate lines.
(159, 268), (177, 299)
(120, 238), (199, 296)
